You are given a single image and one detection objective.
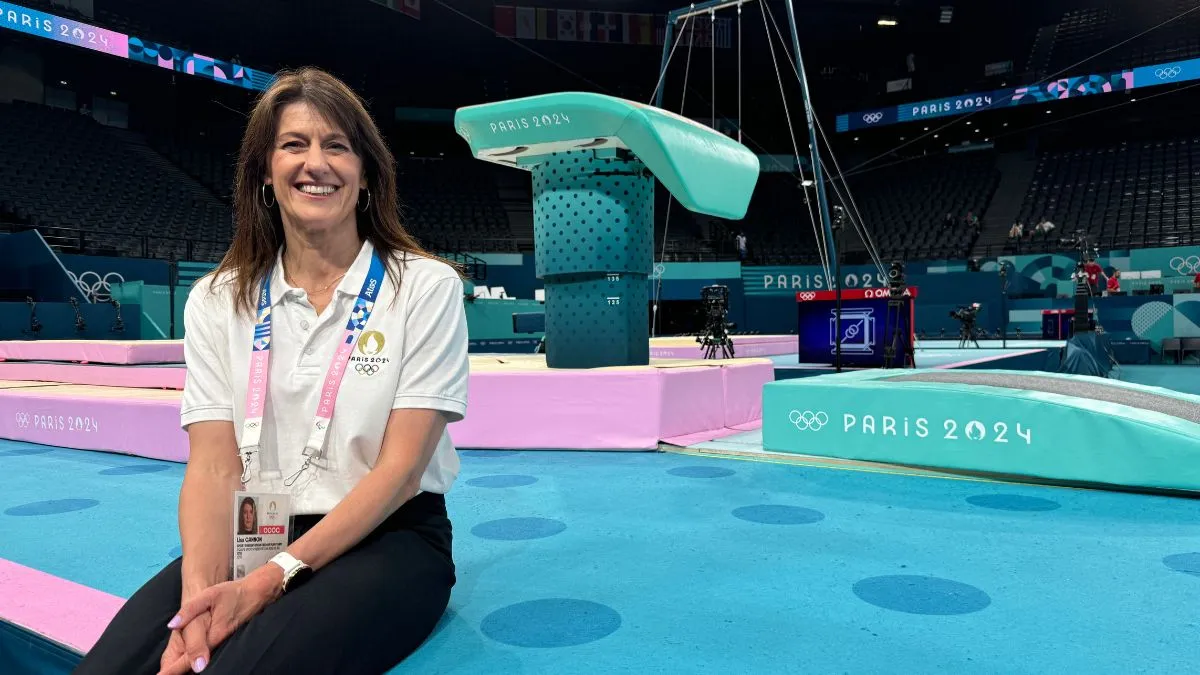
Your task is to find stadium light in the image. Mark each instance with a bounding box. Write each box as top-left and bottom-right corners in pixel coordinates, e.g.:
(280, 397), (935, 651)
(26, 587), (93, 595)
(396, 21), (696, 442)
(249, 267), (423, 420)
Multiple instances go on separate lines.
(877, 17), (898, 26)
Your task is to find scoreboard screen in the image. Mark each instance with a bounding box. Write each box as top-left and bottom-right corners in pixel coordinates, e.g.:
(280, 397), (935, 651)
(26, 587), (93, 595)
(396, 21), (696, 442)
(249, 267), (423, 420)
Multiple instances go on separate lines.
(796, 288), (917, 368)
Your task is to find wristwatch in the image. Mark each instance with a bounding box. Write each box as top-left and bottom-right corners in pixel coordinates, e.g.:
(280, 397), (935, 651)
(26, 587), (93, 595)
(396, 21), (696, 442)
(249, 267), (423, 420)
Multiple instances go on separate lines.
(269, 552), (313, 594)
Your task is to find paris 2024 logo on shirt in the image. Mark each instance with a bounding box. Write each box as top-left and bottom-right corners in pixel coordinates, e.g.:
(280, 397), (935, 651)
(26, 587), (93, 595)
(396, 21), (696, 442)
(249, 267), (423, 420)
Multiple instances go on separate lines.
(351, 330), (390, 377)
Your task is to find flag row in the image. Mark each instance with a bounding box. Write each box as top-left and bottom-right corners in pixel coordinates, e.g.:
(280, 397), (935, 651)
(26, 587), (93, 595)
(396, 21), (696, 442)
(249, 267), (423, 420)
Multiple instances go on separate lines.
(493, 5), (732, 48)
(368, 0), (420, 20)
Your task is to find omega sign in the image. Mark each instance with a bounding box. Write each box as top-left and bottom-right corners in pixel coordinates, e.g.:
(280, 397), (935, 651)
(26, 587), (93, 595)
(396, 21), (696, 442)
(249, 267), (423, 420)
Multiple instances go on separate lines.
(489, 111), (572, 133)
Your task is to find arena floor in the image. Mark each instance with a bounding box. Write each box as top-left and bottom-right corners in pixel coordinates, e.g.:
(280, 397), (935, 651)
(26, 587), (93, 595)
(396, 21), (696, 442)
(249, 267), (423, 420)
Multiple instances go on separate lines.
(3, 435), (1199, 674)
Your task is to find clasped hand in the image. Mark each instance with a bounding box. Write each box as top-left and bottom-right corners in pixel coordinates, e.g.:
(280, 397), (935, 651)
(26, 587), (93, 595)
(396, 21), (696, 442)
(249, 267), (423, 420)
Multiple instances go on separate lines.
(157, 566), (282, 675)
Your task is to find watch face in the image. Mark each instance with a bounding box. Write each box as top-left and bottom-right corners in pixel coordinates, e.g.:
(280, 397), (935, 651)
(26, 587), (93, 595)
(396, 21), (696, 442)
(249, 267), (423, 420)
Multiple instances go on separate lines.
(286, 566), (313, 592)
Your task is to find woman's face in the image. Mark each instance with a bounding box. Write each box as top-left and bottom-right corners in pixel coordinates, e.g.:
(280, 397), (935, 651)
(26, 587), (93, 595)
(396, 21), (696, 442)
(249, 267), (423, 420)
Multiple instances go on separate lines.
(266, 101), (366, 236)
(241, 502), (255, 531)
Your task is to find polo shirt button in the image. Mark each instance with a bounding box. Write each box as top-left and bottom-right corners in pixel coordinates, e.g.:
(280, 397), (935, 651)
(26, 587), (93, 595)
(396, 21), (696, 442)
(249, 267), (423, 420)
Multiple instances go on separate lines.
(300, 320), (310, 330)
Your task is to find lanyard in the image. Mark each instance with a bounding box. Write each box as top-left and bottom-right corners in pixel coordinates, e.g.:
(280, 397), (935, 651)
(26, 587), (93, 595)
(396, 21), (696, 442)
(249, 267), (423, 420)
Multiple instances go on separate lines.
(239, 250), (385, 485)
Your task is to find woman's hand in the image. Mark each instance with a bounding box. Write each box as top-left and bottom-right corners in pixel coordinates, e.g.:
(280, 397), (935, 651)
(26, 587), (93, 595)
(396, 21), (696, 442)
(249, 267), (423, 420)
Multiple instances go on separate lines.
(160, 565), (283, 673)
(157, 613), (214, 675)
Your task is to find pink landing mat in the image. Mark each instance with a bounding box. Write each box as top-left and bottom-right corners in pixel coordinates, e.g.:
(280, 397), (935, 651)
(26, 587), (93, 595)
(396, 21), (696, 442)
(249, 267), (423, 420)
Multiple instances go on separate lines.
(649, 335), (797, 359)
(0, 558), (123, 655)
(0, 362), (186, 389)
(0, 384), (190, 462)
(0, 359), (773, 457)
(0, 340), (184, 365)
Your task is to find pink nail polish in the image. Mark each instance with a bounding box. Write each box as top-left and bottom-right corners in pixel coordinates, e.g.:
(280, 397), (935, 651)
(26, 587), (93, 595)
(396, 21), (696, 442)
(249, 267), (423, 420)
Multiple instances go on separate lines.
(167, 616), (181, 629)
(194, 656), (207, 672)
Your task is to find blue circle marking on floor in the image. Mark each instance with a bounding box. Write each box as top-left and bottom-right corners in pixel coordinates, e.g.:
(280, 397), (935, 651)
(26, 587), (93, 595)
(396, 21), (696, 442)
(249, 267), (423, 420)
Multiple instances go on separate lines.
(480, 599), (621, 648)
(732, 505), (825, 525)
(461, 450), (521, 458)
(5, 499), (100, 516)
(853, 575), (992, 615)
(99, 465), (172, 476)
(1162, 553), (1200, 577)
(472, 517), (567, 540)
(668, 466), (736, 478)
(466, 474), (538, 488)
(966, 494), (1061, 512)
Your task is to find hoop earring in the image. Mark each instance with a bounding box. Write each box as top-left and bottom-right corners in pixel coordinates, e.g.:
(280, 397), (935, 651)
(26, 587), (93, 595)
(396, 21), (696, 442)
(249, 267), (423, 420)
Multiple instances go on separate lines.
(358, 187), (371, 213)
(261, 184), (276, 208)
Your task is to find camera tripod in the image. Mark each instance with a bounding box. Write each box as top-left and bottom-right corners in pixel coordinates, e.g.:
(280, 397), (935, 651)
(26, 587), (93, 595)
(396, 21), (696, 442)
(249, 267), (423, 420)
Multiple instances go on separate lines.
(957, 321), (981, 349)
(882, 284), (915, 369)
(698, 314), (735, 359)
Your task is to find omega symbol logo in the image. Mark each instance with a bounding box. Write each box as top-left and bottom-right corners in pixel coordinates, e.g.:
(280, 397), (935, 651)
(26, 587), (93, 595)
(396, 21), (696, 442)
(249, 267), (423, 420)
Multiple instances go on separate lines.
(357, 331), (385, 356)
(863, 112), (884, 124)
(788, 410), (829, 431)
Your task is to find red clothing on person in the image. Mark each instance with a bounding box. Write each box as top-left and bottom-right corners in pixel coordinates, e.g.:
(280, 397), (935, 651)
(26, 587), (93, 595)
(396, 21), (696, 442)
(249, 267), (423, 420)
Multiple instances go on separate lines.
(1106, 276), (1120, 292)
(1085, 262), (1102, 286)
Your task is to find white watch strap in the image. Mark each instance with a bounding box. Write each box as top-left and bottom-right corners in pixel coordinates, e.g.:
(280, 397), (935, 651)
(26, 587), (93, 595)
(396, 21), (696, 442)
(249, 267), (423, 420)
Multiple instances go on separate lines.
(270, 551), (304, 577)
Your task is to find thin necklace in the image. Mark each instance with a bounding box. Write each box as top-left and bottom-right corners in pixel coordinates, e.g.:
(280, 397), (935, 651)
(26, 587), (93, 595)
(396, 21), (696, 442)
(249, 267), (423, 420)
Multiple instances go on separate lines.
(285, 265), (347, 295)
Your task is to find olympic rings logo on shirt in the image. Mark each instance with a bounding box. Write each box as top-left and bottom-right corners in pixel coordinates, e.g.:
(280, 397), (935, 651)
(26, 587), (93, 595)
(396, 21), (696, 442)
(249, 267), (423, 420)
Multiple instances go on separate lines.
(1155, 66), (1182, 79)
(788, 410), (829, 431)
(863, 112), (884, 124)
(354, 363), (381, 376)
(1169, 255), (1200, 274)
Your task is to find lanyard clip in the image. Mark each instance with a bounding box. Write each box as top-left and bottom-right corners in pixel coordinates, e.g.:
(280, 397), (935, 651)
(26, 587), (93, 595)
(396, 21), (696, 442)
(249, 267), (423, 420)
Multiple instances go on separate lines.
(282, 447), (321, 487)
(239, 450), (256, 484)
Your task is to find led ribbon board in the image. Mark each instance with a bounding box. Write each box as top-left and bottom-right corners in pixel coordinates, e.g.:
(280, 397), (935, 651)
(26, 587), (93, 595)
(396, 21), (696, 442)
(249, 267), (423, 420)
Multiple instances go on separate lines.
(836, 58), (1200, 132)
(0, 2), (274, 91)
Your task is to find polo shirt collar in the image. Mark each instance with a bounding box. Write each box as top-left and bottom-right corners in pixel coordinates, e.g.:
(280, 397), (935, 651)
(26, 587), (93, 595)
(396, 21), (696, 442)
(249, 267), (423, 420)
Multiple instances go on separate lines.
(269, 239), (376, 307)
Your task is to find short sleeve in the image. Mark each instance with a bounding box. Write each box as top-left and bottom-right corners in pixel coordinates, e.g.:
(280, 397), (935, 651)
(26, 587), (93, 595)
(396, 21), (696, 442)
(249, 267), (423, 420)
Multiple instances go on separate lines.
(179, 281), (235, 429)
(393, 274), (469, 422)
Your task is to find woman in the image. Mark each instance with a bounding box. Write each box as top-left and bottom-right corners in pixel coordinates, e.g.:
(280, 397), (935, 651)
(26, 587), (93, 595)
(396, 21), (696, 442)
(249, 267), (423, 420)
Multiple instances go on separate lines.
(75, 67), (469, 674)
(236, 497), (257, 536)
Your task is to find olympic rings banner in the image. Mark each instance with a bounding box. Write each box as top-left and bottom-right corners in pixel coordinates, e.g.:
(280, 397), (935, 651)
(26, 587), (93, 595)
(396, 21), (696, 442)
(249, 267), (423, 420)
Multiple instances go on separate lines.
(0, 2), (274, 91)
(835, 55), (1200, 133)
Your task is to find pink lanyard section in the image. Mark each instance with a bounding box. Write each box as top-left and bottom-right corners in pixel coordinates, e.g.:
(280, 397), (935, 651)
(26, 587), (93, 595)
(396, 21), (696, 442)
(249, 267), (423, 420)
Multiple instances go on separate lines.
(238, 251), (385, 484)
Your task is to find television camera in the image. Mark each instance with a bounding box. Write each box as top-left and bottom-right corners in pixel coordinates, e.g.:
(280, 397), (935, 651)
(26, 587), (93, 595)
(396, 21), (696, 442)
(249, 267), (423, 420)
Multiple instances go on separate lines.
(949, 303), (982, 348)
(886, 260), (906, 295)
(696, 284), (736, 359)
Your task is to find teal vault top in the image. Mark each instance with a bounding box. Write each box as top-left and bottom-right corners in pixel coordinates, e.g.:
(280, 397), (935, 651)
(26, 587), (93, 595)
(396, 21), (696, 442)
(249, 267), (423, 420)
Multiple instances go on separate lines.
(454, 91), (760, 220)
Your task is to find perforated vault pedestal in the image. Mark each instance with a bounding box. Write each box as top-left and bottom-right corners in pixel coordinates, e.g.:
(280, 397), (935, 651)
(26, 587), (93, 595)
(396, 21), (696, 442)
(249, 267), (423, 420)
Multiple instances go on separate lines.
(532, 151), (653, 367)
(454, 92), (760, 369)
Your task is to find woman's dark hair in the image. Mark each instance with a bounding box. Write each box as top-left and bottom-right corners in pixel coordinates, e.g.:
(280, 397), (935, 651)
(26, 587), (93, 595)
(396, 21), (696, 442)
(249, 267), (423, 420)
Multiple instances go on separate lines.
(211, 66), (457, 316)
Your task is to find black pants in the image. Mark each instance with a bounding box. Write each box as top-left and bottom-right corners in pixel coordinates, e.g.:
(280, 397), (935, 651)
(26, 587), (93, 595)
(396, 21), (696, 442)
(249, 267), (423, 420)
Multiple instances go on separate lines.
(75, 491), (454, 675)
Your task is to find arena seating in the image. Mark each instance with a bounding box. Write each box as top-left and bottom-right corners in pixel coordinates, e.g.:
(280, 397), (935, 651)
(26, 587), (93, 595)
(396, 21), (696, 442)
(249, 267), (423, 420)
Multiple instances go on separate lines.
(1037, 0), (1200, 76)
(840, 152), (997, 262)
(398, 157), (517, 253)
(683, 152), (997, 265)
(0, 101), (232, 262)
(1015, 138), (1200, 250)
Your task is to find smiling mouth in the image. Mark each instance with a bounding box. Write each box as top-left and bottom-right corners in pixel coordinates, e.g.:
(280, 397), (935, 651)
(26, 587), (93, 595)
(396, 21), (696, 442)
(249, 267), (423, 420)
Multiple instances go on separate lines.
(294, 183), (340, 196)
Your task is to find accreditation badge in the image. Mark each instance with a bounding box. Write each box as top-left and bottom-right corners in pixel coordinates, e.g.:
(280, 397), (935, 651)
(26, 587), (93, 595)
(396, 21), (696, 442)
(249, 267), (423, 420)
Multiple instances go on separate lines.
(231, 491), (291, 580)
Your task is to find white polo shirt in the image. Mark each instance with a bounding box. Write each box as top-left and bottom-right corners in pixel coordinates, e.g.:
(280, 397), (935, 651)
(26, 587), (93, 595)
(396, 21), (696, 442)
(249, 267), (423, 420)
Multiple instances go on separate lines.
(179, 239), (469, 514)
